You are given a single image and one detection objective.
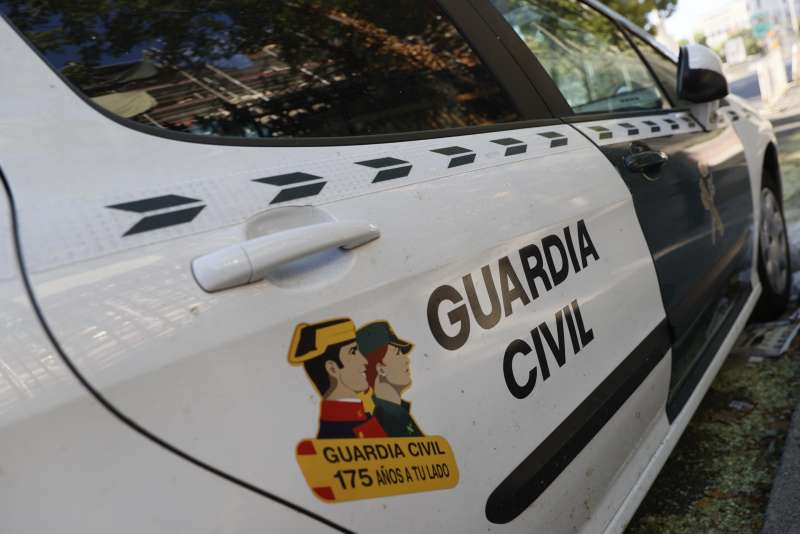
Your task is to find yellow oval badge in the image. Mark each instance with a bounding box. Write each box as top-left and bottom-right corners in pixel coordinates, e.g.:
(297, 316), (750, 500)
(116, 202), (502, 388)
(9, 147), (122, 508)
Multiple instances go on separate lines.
(296, 436), (459, 502)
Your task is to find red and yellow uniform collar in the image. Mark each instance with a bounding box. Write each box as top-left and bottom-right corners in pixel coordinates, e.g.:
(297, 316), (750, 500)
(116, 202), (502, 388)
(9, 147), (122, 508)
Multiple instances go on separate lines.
(320, 399), (368, 422)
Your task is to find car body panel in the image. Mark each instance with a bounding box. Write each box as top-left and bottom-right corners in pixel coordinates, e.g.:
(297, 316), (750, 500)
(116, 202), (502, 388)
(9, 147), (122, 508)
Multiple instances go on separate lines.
(0, 173), (338, 534)
(0, 2), (783, 533)
(0, 14), (673, 532)
(0, 177), (78, 428)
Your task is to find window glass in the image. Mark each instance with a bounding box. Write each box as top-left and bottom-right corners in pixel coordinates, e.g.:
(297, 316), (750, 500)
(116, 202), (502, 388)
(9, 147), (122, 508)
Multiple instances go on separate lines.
(627, 32), (692, 108)
(490, 0), (669, 114)
(1, 1), (520, 139)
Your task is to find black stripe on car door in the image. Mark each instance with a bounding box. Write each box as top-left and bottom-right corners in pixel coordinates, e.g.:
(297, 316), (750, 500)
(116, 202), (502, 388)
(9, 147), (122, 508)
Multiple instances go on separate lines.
(485, 320), (670, 524)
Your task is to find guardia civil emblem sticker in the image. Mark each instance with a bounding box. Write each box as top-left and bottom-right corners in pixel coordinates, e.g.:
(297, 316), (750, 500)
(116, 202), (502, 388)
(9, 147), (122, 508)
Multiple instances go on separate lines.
(288, 318), (459, 503)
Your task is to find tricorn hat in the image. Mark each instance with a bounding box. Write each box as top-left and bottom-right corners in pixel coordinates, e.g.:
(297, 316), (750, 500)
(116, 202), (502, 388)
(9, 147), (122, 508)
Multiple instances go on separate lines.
(288, 318), (357, 365)
(356, 320), (413, 356)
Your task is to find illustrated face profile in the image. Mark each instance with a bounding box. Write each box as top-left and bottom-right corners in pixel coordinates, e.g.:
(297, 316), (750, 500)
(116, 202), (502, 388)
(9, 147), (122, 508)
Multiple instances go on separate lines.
(289, 319), (369, 399)
(378, 345), (412, 389)
(359, 320), (415, 395)
(325, 341), (369, 399)
(289, 318), (388, 440)
(357, 320), (423, 437)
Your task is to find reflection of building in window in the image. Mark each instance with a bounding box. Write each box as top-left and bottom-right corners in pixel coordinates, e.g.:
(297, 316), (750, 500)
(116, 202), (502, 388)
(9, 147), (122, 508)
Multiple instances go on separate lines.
(28, 2), (519, 139)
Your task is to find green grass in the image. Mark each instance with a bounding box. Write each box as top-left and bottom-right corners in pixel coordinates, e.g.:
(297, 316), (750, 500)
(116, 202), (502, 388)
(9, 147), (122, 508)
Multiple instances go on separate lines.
(626, 347), (800, 534)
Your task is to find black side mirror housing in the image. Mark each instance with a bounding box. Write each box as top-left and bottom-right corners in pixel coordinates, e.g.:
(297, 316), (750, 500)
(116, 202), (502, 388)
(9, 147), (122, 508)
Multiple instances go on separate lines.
(677, 44), (729, 103)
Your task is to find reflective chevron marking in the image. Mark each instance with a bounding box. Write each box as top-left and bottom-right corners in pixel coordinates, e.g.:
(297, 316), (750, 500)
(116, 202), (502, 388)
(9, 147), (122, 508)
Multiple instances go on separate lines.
(573, 112), (705, 148)
(356, 157), (413, 182)
(253, 172), (327, 204)
(491, 137), (528, 156)
(92, 126), (584, 253)
(536, 131), (568, 148)
(588, 126), (612, 140)
(642, 120), (661, 133)
(663, 118), (680, 130)
(107, 194), (205, 236)
(618, 122), (639, 136)
(431, 146), (476, 168)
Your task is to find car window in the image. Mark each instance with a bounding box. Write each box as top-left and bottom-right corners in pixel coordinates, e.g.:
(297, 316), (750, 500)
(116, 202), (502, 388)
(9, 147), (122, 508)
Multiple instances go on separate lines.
(0, 0), (520, 139)
(489, 0), (669, 114)
(627, 32), (692, 108)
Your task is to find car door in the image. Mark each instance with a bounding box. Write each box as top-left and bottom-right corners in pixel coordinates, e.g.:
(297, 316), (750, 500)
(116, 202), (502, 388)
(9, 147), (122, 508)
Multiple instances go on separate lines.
(620, 30), (755, 419)
(2, 1), (668, 533)
(483, 0), (753, 421)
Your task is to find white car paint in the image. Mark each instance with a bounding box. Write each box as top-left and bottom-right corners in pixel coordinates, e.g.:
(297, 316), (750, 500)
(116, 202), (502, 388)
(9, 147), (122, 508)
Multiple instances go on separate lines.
(0, 180), (336, 534)
(0, 10), (783, 534)
(607, 291), (760, 532)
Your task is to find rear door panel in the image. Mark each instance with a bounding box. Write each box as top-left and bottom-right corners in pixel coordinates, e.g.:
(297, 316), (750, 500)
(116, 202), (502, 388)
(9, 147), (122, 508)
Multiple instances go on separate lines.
(3, 11), (668, 534)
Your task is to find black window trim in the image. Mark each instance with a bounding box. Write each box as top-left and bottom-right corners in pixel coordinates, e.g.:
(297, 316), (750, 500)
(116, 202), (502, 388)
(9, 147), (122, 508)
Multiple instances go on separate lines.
(582, 0), (678, 62)
(438, 0), (552, 120)
(620, 26), (690, 111)
(469, 0), (574, 117)
(0, 0), (556, 148)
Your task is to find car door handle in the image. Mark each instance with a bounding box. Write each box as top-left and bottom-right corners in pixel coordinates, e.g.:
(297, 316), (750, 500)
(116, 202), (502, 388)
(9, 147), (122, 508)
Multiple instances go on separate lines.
(623, 150), (668, 174)
(192, 220), (380, 292)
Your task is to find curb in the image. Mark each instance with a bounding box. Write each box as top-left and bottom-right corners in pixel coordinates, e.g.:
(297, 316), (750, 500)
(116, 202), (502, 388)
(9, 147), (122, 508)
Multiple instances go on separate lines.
(762, 401), (800, 533)
(765, 82), (800, 124)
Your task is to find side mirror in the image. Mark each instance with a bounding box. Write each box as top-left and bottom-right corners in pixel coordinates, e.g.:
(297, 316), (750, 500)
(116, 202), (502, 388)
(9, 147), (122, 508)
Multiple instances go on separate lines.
(677, 44), (729, 103)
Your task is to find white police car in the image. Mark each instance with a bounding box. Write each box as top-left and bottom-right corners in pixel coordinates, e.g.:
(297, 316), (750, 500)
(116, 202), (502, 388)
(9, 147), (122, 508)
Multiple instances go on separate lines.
(0, 0), (789, 532)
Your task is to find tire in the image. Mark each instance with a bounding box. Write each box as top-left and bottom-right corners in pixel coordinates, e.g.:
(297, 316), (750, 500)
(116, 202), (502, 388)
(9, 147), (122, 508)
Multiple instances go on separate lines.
(753, 175), (791, 321)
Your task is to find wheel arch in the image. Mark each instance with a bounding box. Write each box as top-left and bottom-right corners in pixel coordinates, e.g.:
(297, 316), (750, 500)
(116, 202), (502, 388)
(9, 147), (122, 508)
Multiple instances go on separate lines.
(763, 142), (783, 203)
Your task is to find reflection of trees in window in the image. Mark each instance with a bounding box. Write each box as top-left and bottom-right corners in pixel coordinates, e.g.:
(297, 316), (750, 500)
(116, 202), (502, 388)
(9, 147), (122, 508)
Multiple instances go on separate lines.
(492, 0), (665, 113)
(0, 0), (519, 138)
(627, 32), (691, 108)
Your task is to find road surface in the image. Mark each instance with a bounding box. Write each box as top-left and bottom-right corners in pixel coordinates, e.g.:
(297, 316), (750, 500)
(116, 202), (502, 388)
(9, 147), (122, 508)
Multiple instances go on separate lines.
(728, 60), (793, 102)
